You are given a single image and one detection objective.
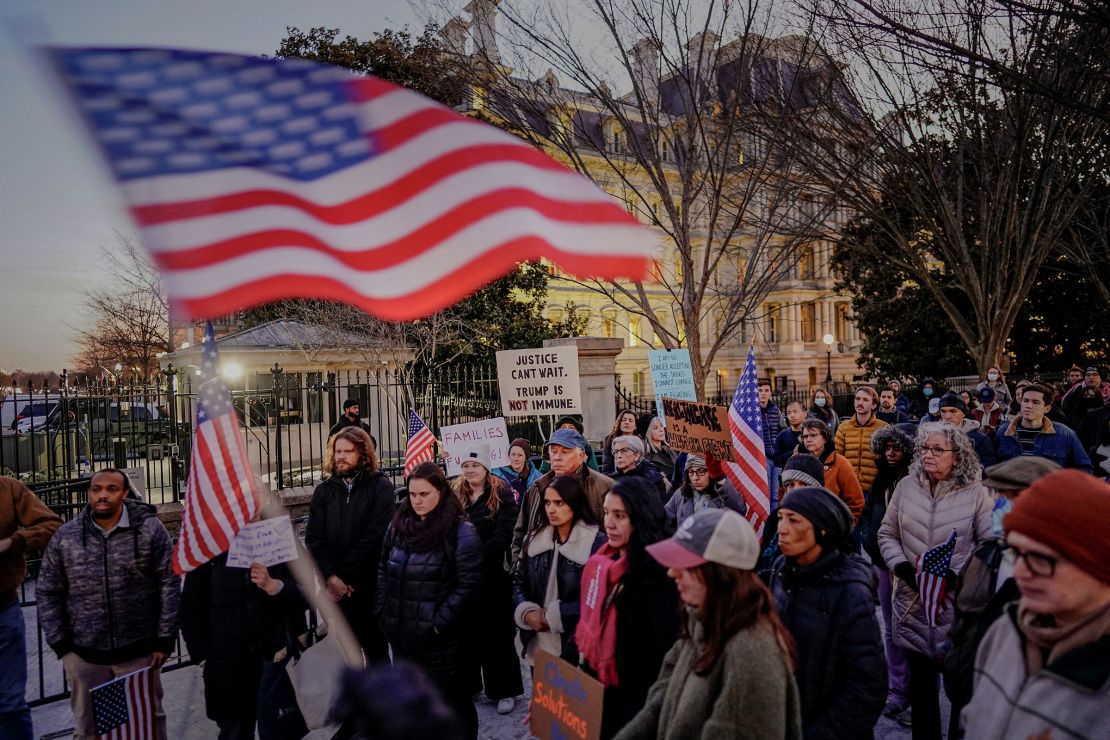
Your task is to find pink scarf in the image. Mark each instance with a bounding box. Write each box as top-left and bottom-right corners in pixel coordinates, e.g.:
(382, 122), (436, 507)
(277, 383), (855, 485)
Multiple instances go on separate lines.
(576, 544), (629, 686)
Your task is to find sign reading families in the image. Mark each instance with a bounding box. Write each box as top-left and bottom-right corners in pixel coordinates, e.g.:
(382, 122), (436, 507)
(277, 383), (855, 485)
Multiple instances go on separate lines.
(661, 397), (737, 463)
(530, 648), (603, 740)
(648, 349), (697, 421)
(440, 417), (511, 475)
(227, 516), (299, 568)
(495, 347), (581, 416)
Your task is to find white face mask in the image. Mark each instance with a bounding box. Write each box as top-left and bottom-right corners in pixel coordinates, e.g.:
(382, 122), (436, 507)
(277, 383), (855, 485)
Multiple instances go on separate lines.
(815, 397), (827, 407)
(988, 372), (999, 382)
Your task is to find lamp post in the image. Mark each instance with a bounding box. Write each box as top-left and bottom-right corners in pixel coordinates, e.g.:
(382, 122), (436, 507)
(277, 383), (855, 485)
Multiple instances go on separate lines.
(822, 334), (834, 386)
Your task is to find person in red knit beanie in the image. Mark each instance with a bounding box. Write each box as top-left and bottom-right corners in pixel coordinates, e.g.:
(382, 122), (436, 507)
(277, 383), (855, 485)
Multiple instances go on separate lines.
(960, 469), (1110, 740)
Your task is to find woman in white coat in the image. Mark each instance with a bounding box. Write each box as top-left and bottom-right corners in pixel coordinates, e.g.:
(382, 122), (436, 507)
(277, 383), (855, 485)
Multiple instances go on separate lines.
(877, 422), (992, 740)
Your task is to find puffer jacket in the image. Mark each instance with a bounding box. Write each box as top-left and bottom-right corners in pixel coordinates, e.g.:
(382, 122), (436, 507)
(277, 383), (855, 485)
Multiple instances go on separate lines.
(761, 402), (785, 458)
(961, 603), (1110, 740)
(877, 469), (993, 657)
(834, 415), (888, 492)
(376, 519), (482, 681)
(610, 458), (669, 502)
(512, 521), (605, 664)
(511, 464), (613, 567)
(664, 478), (747, 530)
(771, 551), (886, 739)
(37, 499), (180, 664)
(859, 426), (913, 567)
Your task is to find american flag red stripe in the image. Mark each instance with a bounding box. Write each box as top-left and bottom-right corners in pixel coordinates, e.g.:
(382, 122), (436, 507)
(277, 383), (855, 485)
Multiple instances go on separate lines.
(917, 530), (958, 627)
(173, 322), (261, 574)
(723, 348), (771, 536)
(48, 48), (653, 321)
(404, 410), (436, 478)
(92, 666), (156, 739)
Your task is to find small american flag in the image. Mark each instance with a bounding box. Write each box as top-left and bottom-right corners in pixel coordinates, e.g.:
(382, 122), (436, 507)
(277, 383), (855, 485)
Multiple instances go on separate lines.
(91, 667), (157, 739)
(917, 530), (958, 627)
(404, 410), (435, 477)
(45, 47), (653, 321)
(173, 322), (261, 574)
(723, 348), (771, 536)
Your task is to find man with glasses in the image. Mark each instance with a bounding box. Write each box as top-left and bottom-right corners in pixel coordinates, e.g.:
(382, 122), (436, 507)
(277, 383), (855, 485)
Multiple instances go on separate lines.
(961, 470), (1110, 739)
(607, 434), (668, 500)
(996, 383), (1092, 472)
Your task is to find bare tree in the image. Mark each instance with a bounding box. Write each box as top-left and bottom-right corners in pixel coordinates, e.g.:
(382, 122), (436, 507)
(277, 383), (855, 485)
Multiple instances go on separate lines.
(73, 235), (169, 379)
(433, 0), (853, 395)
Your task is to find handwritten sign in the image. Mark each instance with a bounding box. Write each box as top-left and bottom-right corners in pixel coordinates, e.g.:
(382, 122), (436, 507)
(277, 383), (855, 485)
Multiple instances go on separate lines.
(440, 417), (510, 475)
(227, 516), (299, 568)
(648, 349), (697, 421)
(121, 466), (147, 501)
(530, 648), (603, 740)
(661, 397), (737, 462)
(496, 347), (581, 416)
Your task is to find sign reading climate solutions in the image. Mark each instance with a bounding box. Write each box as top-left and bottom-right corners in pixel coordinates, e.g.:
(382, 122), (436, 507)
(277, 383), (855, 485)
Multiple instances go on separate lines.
(530, 648), (603, 740)
(496, 346), (582, 416)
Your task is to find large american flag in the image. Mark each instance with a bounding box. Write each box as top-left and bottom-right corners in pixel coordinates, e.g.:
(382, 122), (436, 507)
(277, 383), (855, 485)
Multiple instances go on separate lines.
(91, 667), (157, 739)
(404, 410), (436, 478)
(917, 529), (958, 627)
(173, 322), (261, 574)
(46, 47), (653, 320)
(723, 348), (771, 536)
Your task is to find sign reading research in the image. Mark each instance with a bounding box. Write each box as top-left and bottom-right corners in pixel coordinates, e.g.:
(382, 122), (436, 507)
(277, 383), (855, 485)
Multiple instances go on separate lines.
(496, 347), (581, 416)
(648, 349), (697, 421)
(440, 417), (510, 476)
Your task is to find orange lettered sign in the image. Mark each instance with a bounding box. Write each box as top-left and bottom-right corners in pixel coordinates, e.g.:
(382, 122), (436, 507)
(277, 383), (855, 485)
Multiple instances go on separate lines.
(530, 648), (603, 740)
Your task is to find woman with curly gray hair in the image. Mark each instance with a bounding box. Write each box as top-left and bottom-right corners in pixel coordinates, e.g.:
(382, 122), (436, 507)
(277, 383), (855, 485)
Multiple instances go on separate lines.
(877, 422), (992, 740)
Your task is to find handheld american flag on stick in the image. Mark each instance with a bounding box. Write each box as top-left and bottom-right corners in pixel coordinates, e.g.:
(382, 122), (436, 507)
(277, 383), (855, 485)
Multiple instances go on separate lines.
(91, 667), (157, 739)
(723, 348), (771, 536)
(404, 410), (436, 478)
(45, 47), (654, 320)
(917, 529), (958, 627)
(173, 322), (262, 574)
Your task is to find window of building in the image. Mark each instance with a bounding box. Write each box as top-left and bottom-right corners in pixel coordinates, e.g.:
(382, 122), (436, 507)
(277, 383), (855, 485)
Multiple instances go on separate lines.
(602, 309), (617, 338)
(836, 303), (850, 343)
(548, 307), (564, 326)
(676, 315), (686, 343)
(801, 302), (817, 342)
(798, 245), (815, 280)
(766, 304), (781, 343)
(632, 371), (645, 396)
(574, 307), (592, 332)
(628, 315), (642, 347)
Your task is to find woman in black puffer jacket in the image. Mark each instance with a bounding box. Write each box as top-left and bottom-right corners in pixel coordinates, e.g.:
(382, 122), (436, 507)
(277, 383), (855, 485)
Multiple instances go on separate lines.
(377, 462), (483, 739)
(513, 475), (605, 666)
(771, 487), (886, 739)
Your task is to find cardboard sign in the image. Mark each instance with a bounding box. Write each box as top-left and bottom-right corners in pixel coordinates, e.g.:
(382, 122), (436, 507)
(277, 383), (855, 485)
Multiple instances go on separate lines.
(440, 417), (510, 475)
(530, 648), (603, 740)
(495, 346), (581, 416)
(648, 349), (697, 421)
(227, 516), (299, 568)
(661, 397), (737, 462)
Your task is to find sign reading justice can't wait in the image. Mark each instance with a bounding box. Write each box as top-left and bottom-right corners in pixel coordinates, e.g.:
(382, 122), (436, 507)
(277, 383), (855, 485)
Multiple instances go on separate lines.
(495, 346), (582, 416)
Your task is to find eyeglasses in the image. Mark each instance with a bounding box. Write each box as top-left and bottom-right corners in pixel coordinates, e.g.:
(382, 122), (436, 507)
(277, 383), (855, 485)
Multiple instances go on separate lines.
(1004, 541), (1059, 578)
(921, 446), (954, 456)
(801, 432), (823, 439)
(614, 447), (636, 456)
(688, 468), (710, 478)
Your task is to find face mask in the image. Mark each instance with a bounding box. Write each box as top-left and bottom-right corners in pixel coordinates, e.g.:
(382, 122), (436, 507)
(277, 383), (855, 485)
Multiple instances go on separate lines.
(815, 397), (827, 407)
(923, 388), (934, 397)
(991, 497), (1012, 538)
(987, 373), (999, 382)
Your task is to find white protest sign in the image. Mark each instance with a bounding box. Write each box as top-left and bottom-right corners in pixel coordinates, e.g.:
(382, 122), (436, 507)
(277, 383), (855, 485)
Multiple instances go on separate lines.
(440, 417), (511, 475)
(648, 349), (698, 421)
(227, 516), (299, 568)
(495, 346), (581, 416)
(121, 467), (148, 501)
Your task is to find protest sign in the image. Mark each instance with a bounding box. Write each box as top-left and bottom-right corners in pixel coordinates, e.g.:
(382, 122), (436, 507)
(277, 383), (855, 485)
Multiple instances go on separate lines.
(495, 346), (581, 416)
(648, 349), (697, 421)
(440, 417), (510, 475)
(121, 467), (147, 501)
(661, 397), (737, 463)
(227, 516), (299, 568)
(530, 648), (603, 740)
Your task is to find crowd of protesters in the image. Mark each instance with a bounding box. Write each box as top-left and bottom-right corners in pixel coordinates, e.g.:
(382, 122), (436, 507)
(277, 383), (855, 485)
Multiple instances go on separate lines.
(3, 361), (1110, 740)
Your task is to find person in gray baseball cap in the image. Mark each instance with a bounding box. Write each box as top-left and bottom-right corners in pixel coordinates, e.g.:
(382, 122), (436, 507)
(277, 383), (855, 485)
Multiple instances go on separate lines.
(613, 509), (802, 739)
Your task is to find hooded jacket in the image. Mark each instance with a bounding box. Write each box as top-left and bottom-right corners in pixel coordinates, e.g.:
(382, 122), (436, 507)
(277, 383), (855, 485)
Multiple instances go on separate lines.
(813, 442), (865, 523)
(493, 461), (541, 504)
(610, 458), (669, 502)
(833, 414), (888, 492)
(877, 461), (993, 657)
(909, 380), (938, 421)
(859, 425), (913, 567)
(771, 551), (886, 739)
(37, 499), (180, 664)
(1, 476), (62, 605)
(663, 477), (747, 530)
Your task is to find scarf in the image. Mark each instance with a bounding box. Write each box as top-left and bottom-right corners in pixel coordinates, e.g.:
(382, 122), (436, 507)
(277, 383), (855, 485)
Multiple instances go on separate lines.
(1018, 600), (1110, 673)
(575, 543), (629, 686)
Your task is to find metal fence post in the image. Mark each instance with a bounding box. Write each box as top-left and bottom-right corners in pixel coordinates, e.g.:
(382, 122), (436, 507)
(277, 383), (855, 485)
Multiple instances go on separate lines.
(271, 362), (284, 490)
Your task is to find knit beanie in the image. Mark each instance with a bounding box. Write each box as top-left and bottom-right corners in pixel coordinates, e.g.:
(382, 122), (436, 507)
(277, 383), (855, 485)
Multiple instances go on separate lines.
(938, 392), (968, 415)
(1003, 469), (1110, 585)
(780, 486), (853, 548)
(509, 438), (531, 457)
(781, 454), (824, 489)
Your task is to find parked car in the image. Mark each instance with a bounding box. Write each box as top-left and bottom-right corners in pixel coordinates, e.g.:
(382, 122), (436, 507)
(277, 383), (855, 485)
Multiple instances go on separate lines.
(10, 401), (61, 433)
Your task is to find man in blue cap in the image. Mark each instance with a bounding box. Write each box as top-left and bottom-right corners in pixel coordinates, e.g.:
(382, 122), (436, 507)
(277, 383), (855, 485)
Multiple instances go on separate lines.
(509, 426), (613, 566)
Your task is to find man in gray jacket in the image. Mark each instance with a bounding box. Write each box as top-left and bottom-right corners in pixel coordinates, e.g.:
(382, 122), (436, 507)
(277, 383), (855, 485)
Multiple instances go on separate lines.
(37, 469), (179, 740)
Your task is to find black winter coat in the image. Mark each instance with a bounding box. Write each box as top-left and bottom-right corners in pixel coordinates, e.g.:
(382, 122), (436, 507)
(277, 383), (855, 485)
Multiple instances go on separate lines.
(860, 461), (910, 568)
(375, 519), (482, 682)
(771, 551), (886, 740)
(609, 459), (669, 503)
(180, 554), (307, 721)
(305, 470), (395, 599)
(463, 485), (518, 579)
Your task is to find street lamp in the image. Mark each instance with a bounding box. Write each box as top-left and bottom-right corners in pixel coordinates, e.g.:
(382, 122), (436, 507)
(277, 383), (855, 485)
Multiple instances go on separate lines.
(822, 334), (835, 385)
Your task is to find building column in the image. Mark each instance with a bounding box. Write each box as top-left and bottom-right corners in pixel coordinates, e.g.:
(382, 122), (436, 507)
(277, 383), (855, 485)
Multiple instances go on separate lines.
(544, 336), (625, 444)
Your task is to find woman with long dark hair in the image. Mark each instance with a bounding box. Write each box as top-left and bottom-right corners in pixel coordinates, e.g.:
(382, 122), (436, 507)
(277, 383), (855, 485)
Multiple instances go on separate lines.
(492, 438), (540, 505)
(807, 386), (839, 432)
(613, 508), (802, 739)
(577, 478), (679, 739)
(450, 444), (523, 715)
(513, 475), (605, 665)
(602, 409), (639, 473)
(376, 462), (483, 739)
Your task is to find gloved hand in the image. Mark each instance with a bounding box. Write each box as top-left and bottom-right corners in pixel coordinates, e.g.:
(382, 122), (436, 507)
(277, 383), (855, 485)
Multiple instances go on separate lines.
(894, 562), (918, 591)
